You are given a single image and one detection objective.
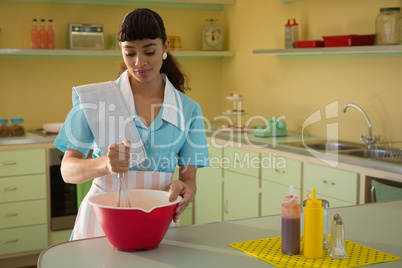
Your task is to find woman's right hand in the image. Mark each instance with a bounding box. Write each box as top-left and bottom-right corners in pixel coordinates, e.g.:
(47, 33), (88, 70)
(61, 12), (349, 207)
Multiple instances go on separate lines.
(106, 140), (131, 174)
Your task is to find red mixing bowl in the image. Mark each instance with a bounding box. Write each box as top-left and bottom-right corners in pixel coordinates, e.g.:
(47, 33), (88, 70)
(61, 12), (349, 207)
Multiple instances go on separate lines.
(88, 189), (182, 252)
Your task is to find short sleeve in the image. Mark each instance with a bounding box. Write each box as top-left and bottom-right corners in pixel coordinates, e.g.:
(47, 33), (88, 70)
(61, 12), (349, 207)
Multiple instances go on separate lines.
(54, 90), (95, 157)
(177, 104), (209, 168)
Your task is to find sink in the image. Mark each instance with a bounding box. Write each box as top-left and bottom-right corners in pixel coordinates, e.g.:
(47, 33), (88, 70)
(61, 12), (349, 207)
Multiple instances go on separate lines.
(282, 141), (364, 151)
(340, 148), (401, 164)
(282, 140), (401, 164)
(340, 149), (388, 158)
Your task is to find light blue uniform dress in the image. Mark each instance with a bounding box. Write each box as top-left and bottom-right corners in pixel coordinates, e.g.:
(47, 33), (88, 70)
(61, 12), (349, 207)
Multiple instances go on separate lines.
(55, 71), (209, 240)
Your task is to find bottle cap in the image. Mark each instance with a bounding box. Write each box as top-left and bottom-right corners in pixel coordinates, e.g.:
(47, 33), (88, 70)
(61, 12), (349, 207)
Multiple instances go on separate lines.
(306, 188), (322, 208)
(11, 118), (23, 123)
(284, 185), (299, 204)
(380, 7), (401, 12)
(285, 19), (298, 26)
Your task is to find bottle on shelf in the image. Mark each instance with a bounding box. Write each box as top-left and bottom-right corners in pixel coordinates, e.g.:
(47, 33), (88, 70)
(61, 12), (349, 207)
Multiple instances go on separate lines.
(303, 188), (324, 259)
(31, 19), (40, 49)
(39, 19), (48, 49)
(281, 185), (300, 255)
(48, 19), (55, 49)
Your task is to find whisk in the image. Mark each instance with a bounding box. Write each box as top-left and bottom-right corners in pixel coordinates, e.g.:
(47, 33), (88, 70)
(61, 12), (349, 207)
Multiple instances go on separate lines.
(116, 136), (131, 208)
(117, 172), (131, 208)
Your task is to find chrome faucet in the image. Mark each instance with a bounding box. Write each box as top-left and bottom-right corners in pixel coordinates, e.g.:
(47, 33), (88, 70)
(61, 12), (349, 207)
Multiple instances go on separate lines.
(343, 103), (380, 148)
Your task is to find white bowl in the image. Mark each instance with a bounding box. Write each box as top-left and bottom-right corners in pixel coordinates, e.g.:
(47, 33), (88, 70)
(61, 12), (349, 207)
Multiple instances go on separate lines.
(43, 123), (63, 133)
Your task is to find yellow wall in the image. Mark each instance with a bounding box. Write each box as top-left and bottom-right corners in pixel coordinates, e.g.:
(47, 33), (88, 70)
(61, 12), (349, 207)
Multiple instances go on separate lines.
(0, 2), (224, 129)
(1, 0), (402, 144)
(222, 0), (402, 143)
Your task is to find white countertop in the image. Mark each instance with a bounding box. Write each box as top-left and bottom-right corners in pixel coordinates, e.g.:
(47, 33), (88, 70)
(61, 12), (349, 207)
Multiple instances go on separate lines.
(38, 200), (402, 268)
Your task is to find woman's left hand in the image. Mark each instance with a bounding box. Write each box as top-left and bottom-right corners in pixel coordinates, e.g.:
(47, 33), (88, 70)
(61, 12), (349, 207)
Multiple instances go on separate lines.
(168, 166), (197, 223)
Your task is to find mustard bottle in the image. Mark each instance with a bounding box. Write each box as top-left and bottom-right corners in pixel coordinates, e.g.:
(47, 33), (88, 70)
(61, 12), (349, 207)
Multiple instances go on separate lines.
(303, 188), (324, 259)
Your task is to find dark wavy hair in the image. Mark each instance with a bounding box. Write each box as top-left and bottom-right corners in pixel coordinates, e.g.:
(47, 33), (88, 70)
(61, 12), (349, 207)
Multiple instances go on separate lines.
(117, 8), (190, 93)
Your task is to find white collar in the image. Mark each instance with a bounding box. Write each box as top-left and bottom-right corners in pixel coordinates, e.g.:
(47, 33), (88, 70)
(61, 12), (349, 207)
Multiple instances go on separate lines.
(117, 71), (184, 131)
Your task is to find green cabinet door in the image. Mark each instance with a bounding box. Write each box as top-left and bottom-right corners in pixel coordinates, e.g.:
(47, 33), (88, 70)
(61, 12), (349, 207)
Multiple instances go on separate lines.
(195, 166), (223, 224)
(171, 167), (193, 226)
(223, 170), (259, 221)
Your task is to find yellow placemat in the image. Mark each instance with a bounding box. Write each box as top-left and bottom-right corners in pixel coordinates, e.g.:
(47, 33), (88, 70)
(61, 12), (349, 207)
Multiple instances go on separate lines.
(229, 236), (400, 268)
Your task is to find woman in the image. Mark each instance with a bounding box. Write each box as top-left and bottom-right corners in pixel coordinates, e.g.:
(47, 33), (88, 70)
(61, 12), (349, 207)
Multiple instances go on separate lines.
(54, 8), (209, 240)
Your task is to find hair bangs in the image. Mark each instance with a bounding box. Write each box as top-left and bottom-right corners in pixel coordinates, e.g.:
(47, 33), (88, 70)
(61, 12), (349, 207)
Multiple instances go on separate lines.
(118, 9), (165, 42)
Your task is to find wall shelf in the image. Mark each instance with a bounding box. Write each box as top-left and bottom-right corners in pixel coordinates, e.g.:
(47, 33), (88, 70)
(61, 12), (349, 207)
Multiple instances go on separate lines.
(0, 48), (235, 59)
(7, 0), (235, 10)
(253, 45), (402, 58)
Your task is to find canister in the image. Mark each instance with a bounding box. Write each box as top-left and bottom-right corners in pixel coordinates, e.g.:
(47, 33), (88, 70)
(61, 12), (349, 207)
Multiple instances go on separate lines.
(0, 119), (10, 137)
(11, 118), (25, 136)
(376, 7), (402, 45)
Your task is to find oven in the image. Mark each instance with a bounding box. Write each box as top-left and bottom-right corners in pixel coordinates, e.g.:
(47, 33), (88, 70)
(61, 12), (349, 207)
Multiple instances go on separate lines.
(49, 148), (77, 231)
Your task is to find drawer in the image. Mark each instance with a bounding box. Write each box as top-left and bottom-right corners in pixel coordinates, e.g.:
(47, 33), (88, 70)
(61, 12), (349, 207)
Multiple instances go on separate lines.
(0, 224), (48, 255)
(261, 155), (302, 188)
(0, 149), (46, 177)
(0, 174), (46, 203)
(0, 199), (47, 229)
(304, 163), (359, 204)
(223, 147), (260, 177)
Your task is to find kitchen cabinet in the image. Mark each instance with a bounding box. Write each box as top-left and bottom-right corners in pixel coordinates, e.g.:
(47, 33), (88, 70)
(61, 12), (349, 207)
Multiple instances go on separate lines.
(223, 146), (260, 221)
(194, 145), (223, 224)
(0, 149), (48, 256)
(260, 155), (302, 216)
(304, 163), (359, 207)
(223, 170), (259, 221)
(171, 167), (193, 226)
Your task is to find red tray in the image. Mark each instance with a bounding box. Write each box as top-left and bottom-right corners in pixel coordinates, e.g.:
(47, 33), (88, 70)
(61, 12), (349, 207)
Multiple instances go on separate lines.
(295, 40), (324, 48)
(322, 35), (375, 47)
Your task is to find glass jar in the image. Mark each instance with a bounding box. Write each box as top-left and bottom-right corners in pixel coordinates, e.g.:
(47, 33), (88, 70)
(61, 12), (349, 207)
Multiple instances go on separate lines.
(376, 7), (402, 45)
(0, 119), (10, 137)
(11, 118), (25, 136)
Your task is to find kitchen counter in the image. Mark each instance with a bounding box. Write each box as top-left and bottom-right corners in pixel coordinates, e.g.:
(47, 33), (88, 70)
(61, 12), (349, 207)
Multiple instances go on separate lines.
(38, 200), (402, 268)
(1, 123), (400, 174)
(0, 131), (56, 145)
(206, 123), (402, 174)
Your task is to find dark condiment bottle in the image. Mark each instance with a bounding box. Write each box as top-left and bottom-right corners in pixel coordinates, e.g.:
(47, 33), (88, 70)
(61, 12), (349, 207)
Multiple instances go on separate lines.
(281, 185), (300, 255)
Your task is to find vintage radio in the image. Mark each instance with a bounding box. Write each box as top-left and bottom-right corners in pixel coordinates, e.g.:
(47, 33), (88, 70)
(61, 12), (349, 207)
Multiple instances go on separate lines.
(68, 24), (104, 49)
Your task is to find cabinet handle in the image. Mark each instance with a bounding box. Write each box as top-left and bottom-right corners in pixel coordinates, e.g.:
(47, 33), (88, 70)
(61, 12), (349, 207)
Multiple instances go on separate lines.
(2, 239), (19, 244)
(0, 187), (17, 192)
(274, 168), (286, 174)
(1, 213), (18, 218)
(224, 200), (229, 214)
(323, 180), (336, 186)
(0, 161), (17, 167)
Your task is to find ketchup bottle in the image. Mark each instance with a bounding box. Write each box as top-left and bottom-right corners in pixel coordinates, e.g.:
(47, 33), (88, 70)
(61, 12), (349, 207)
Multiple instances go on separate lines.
(281, 185), (300, 255)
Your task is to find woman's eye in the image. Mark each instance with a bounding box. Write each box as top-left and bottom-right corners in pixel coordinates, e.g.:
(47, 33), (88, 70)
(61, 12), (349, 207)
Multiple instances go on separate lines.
(125, 53), (135, 57)
(145, 50), (156, 56)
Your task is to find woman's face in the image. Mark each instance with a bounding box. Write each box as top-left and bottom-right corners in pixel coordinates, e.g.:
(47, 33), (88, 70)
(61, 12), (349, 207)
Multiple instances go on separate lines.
(120, 38), (168, 84)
